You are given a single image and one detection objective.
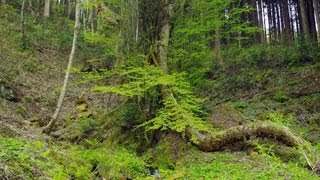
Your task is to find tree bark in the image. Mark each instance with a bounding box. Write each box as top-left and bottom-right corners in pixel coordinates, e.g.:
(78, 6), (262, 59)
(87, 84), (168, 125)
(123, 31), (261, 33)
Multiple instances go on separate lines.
(44, 0), (50, 17)
(1, 0), (5, 4)
(307, 0), (317, 39)
(21, 0), (27, 50)
(251, 0), (260, 43)
(283, 0), (292, 41)
(64, 0), (72, 18)
(257, 0), (264, 43)
(43, 0), (81, 133)
(157, 1), (173, 98)
(299, 0), (311, 34)
(313, 0), (320, 42)
(157, 3), (172, 75)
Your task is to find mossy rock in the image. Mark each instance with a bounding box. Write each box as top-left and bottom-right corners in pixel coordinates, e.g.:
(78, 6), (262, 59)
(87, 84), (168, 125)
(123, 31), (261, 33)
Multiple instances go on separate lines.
(209, 104), (245, 128)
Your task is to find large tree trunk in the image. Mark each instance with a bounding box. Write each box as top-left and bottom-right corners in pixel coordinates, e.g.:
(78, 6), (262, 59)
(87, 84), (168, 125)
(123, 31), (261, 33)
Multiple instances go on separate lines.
(251, 0), (260, 43)
(257, 0), (265, 43)
(43, 0), (81, 133)
(157, 3), (172, 75)
(299, 0), (311, 34)
(1, 0), (6, 4)
(64, 0), (72, 18)
(283, 0), (292, 42)
(307, 0), (317, 39)
(157, 1), (173, 98)
(313, 0), (320, 42)
(44, 0), (50, 17)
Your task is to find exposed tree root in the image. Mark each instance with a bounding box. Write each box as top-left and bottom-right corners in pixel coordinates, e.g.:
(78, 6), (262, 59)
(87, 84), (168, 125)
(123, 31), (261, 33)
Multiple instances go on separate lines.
(187, 122), (320, 174)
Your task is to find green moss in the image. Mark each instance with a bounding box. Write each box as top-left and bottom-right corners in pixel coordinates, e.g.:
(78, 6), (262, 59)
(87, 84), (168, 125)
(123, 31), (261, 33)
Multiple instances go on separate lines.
(160, 151), (319, 179)
(0, 135), (147, 179)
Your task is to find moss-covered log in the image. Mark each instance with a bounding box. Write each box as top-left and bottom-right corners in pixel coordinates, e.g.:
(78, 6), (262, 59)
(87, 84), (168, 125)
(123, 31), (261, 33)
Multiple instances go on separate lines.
(187, 122), (300, 152)
(187, 122), (320, 174)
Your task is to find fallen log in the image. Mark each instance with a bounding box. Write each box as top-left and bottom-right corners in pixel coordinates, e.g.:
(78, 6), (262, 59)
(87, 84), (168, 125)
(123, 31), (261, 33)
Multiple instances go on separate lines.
(187, 122), (320, 174)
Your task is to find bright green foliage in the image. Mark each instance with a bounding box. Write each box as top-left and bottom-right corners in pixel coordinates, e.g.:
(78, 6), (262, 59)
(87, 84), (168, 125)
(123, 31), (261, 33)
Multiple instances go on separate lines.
(169, 0), (260, 88)
(267, 113), (295, 127)
(0, 135), (146, 179)
(90, 65), (208, 134)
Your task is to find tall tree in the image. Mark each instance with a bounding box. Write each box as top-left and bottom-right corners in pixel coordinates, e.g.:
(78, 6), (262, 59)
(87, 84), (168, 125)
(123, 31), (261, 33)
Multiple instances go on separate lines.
(251, 0), (260, 43)
(313, 0), (320, 42)
(257, 0), (265, 42)
(44, 0), (50, 17)
(65, 0), (72, 18)
(299, 0), (310, 34)
(43, 0), (81, 133)
(307, 0), (317, 39)
(283, 0), (292, 41)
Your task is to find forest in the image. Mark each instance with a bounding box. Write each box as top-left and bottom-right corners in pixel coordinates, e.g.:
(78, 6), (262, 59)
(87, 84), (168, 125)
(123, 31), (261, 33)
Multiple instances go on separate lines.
(0, 0), (320, 179)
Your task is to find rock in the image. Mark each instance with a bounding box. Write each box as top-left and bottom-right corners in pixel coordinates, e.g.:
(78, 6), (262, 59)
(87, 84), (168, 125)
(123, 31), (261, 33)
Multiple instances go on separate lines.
(209, 104), (245, 128)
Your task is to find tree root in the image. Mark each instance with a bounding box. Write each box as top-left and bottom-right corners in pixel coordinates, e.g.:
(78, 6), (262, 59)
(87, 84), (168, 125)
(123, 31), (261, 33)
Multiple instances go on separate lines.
(187, 122), (320, 174)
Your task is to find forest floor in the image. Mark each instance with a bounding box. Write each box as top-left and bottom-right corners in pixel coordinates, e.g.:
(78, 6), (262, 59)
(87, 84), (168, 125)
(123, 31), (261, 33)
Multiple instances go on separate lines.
(1, 6), (320, 179)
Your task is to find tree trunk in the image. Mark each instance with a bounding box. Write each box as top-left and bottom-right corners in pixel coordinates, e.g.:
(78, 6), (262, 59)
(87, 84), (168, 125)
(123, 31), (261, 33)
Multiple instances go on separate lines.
(257, 0), (264, 43)
(157, 1), (173, 98)
(64, 0), (72, 18)
(307, 0), (317, 39)
(267, 2), (273, 41)
(44, 0), (50, 17)
(313, 0), (320, 42)
(157, 3), (172, 75)
(251, 0), (260, 43)
(1, 0), (6, 4)
(43, 0), (81, 133)
(271, 2), (278, 40)
(21, 0), (27, 50)
(283, 0), (292, 41)
(275, 1), (281, 40)
(299, 0), (310, 34)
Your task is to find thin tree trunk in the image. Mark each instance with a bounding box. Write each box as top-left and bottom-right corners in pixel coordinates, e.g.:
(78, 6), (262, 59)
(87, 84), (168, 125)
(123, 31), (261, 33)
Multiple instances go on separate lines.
(267, 2), (273, 41)
(21, 0), (27, 50)
(313, 0), (320, 42)
(44, 0), (50, 17)
(275, 1), (281, 40)
(135, 0), (139, 43)
(43, 0), (81, 133)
